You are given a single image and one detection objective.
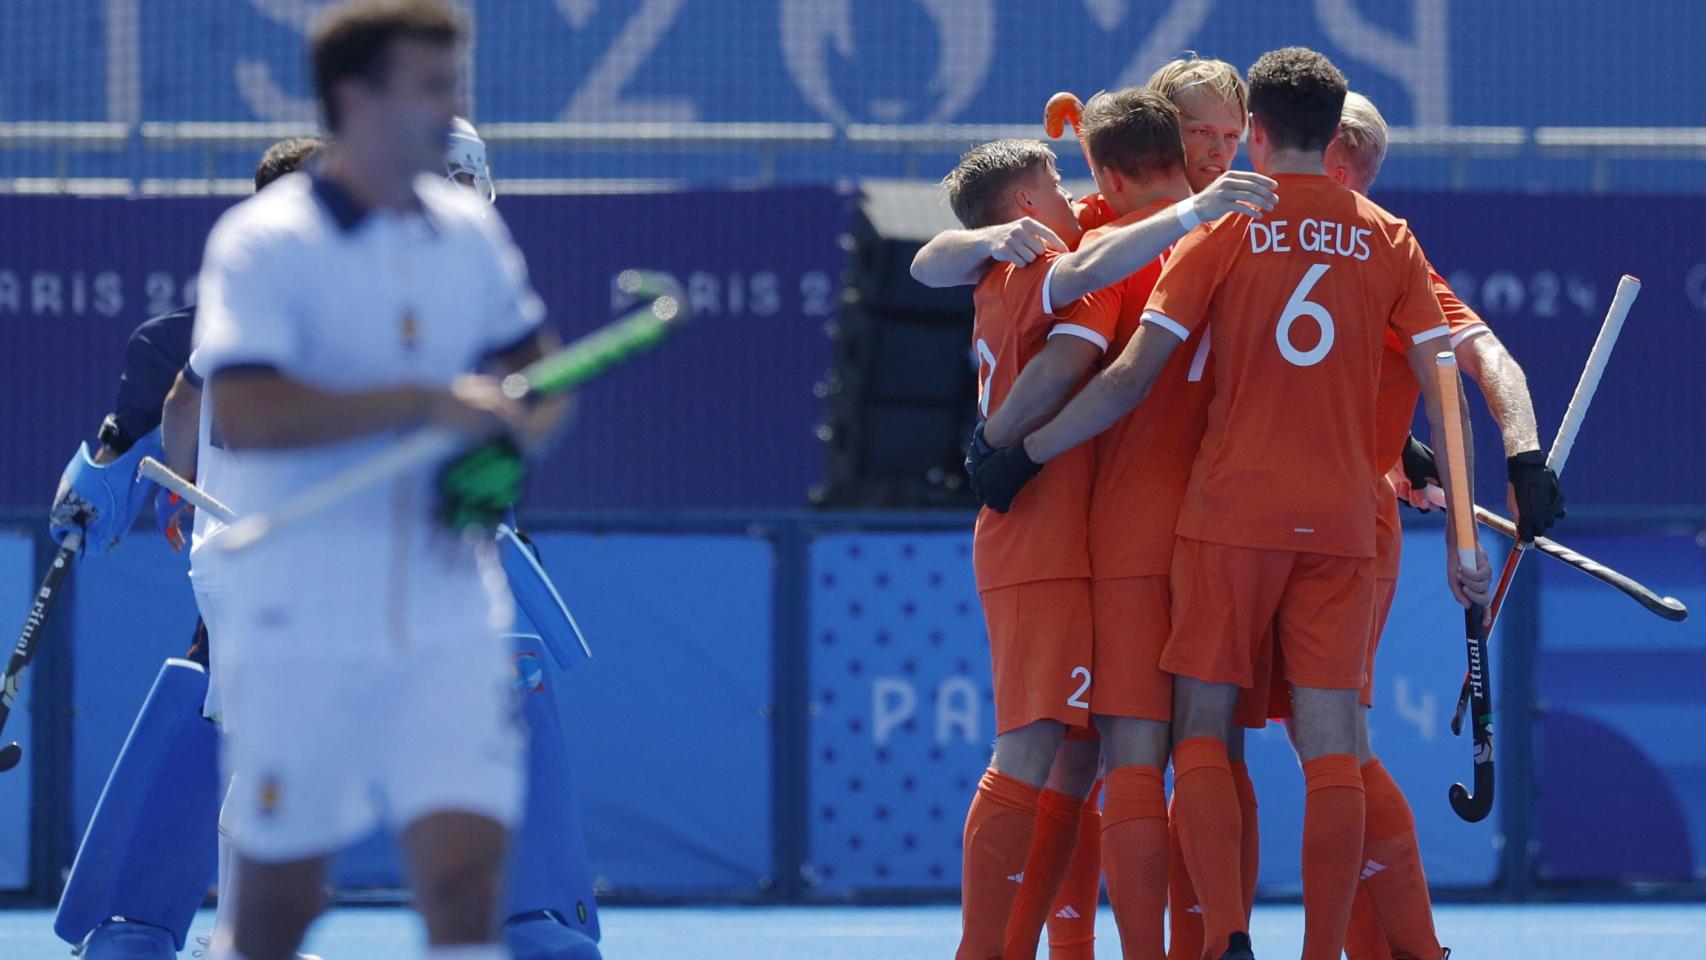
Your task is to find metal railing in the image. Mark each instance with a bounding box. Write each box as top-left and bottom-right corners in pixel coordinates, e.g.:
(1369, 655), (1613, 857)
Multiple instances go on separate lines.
(2, 121), (1703, 194)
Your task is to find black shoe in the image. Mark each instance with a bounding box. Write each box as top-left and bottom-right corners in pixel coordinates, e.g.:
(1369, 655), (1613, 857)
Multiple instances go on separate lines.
(1218, 931), (1255, 960)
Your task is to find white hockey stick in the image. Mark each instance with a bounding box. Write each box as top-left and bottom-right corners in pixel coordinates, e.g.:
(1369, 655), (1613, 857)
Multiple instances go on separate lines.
(1449, 273), (1640, 734)
(139, 456), (237, 524)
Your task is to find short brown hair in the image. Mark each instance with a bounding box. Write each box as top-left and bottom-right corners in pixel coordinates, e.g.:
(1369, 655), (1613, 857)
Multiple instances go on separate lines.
(1146, 54), (1248, 118)
(1081, 88), (1185, 181)
(254, 137), (323, 191)
(311, 0), (460, 132)
(941, 139), (1057, 229)
(1246, 47), (1347, 153)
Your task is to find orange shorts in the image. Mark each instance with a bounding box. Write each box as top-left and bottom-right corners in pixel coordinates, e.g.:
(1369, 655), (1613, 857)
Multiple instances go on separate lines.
(1165, 537), (1375, 692)
(980, 578), (1094, 735)
(1089, 575), (1173, 723)
(1254, 575), (1399, 721)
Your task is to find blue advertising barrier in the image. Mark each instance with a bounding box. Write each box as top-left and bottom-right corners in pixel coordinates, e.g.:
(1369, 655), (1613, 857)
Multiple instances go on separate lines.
(0, 512), (1700, 902)
(3, 1), (1700, 129)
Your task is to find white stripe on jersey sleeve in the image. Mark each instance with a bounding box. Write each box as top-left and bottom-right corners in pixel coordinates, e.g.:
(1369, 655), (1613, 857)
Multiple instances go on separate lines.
(1141, 310), (1190, 341)
(1047, 323), (1109, 352)
(1410, 324), (1452, 345)
(1449, 324), (1490, 348)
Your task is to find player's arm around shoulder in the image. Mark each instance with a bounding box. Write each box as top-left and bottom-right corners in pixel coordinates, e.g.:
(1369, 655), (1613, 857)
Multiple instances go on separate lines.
(1046, 171), (1277, 306)
(910, 218), (1067, 288)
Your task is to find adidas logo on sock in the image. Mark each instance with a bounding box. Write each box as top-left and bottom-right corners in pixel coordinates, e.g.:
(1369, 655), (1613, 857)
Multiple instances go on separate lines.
(1361, 860), (1388, 880)
(1054, 906), (1081, 920)
(1188, 904), (1204, 915)
(1007, 872), (1025, 884)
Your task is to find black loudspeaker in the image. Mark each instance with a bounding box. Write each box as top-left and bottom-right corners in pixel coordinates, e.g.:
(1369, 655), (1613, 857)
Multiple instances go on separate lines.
(814, 182), (979, 508)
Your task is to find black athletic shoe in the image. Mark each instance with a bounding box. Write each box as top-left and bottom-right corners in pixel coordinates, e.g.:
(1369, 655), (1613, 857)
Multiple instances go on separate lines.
(1218, 931), (1255, 960)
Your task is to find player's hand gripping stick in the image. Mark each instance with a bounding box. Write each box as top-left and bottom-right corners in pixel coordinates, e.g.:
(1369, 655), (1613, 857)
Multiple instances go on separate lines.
(1450, 274), (1640, 735)
(1434, 352), (1494, 822)
(219, 270), (689, 553)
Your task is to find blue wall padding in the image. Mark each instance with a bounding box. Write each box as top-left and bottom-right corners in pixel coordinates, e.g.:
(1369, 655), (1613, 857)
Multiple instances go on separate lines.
(0, 531), (37, 891)
(1535, 529), (1706, 881)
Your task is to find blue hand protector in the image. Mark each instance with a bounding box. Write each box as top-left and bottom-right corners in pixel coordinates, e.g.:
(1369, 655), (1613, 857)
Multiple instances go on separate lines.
(49, 428), (164, 553)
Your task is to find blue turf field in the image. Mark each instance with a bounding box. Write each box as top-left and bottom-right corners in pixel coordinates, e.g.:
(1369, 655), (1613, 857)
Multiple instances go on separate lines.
(1, 903), (1702, 958)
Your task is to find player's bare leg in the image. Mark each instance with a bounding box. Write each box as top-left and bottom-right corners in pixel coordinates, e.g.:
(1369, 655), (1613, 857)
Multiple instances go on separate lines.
(224, 855), (329, 960)
(401, 811), (511, 948)
(1289, 686), (1366, 960)
(1170, 678), (1250, 959)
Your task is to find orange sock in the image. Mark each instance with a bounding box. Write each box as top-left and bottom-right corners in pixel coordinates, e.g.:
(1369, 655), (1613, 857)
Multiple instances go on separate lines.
(1343, 883), (1393, 960)
(1046, 782), (1102, 960)
(1003, 788), (1085, 960)
(1101, 765), (1169, 960)
(1164, 803), (1201, 960)
(1358, 759), (1444, 959)
(1171, 738), (1244, 960)
(1300, 754), (1364, 960)
(1229, 760), (1260, 921)
(959, 769), (1042, 960)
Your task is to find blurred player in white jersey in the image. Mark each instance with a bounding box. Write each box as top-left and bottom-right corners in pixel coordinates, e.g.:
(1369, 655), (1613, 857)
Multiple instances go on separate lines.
(194, 3), (567, 959)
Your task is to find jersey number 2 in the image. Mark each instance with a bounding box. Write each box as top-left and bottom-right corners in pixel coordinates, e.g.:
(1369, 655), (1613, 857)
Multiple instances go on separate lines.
(1276, 263), (1334, 367)
(1066, 666), (1091, 709)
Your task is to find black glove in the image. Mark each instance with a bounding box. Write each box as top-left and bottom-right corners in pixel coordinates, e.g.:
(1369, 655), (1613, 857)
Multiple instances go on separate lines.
(974, 441), (1044, 513)
(1507, 450), (1565, 541)
(1401, 433), (1440, 491)
(964, 423), (996, 498)
(438, 439), (526, 531)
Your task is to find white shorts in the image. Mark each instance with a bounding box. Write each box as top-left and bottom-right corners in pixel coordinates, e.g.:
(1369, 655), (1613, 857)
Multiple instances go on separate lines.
(191, 574), (230, 723)
(219, 639), (525, 863)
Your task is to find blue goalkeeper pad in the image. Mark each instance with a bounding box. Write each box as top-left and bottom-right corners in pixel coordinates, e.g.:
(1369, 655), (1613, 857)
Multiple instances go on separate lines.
(54, 659), (220, 951)
(507, 643), (601, 942)
(498, 524), (591, 671)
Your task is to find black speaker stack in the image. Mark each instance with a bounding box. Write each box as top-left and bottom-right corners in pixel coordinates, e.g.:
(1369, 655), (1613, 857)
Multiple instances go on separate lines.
(813, 182), (979, 509)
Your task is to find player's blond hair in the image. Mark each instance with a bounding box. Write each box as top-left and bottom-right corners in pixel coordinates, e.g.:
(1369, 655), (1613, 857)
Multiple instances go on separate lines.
(1146, 54), (1248, 119)
(1330, 91), (1389, 188)
(941, 139), (1058, 229)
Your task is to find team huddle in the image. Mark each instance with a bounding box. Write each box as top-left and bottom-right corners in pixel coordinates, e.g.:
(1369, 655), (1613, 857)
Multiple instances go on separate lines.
(917, 47), (1565, 960)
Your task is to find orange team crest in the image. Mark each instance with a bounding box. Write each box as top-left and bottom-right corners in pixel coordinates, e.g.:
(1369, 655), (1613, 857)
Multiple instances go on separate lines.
(259, 775), (281, 817)
(399, 308), (420, 349)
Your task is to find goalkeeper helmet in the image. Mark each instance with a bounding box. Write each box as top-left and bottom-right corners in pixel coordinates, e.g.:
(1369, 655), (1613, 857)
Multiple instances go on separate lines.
(445, 116), (495, 203)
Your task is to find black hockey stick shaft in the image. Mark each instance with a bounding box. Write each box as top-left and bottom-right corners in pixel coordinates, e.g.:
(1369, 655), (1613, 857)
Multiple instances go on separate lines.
(1448, 603), (1495, 822)
(0, 532), (79, 773)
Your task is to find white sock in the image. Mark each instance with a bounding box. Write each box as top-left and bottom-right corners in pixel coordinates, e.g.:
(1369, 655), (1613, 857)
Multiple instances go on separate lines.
(215, 778), (240, 933)
(424, 945), (508, 960)
(200, 928), (251, 960)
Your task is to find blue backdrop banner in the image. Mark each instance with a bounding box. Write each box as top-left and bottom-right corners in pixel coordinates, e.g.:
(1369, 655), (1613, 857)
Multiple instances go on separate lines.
(3, 1), (1701, 128)
(0, 186), (851, 513)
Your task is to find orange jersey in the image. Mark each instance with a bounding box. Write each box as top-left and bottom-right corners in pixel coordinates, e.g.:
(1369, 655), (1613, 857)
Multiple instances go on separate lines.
(1075, 193), (1117, 232)
(1143, 174), (1450, 558)
(1372, 268), (1491, 577)
(1084, 199), (1213, 579)
(972, 252), (1121, 591)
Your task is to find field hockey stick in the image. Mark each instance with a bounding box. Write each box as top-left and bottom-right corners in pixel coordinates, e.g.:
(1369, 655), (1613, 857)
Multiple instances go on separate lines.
(0, 530), (80, 773)
(1434, 352), (1494, 822)
(1450, 274), (1641, 734)
(1044, 91), (1098, 179)
(219, 271), (687, 554)
(139, 457), (236, 524)
(1423, 485), (1686, 622)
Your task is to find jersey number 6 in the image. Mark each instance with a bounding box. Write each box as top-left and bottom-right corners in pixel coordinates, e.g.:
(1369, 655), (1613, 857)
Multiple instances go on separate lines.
(1276, 263), (1335, 367)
